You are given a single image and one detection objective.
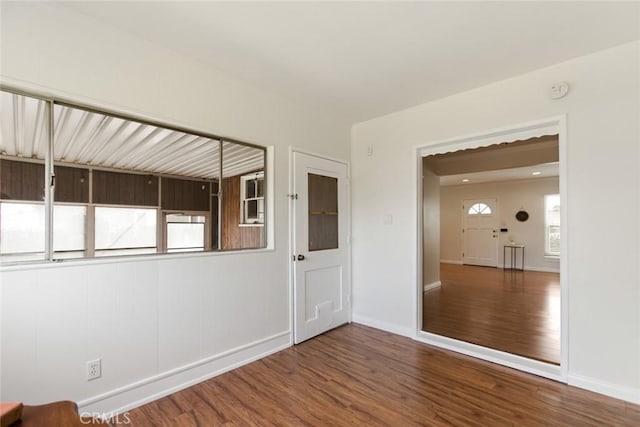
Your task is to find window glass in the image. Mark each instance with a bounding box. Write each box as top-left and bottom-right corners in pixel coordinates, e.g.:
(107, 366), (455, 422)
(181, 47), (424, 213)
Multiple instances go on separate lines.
(167, 214), (206, 252)
(0, 89), (267, 263)
(468, 203), (492, 215)
(545, 194), (561, 256)
(240, 172), (265, 225)
(308, 173), (338, 251)
(0, 202), (45, 261)
(95, 207), (157, 252)
(53, 204), (86, 258)
(221, 141), (266, 249)
(0, 91), (50, 262)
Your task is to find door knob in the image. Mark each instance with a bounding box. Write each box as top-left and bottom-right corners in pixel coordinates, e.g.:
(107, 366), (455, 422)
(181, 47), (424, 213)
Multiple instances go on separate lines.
(297, 254), (305, 261)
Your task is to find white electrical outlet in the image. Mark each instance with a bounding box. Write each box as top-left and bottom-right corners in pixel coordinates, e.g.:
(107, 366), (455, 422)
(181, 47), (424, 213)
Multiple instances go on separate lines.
(87, 358), (102, 381)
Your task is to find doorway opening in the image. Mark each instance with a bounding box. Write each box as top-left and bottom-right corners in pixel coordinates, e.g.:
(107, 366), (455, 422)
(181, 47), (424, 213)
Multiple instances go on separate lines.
(417, 116), (567, 381)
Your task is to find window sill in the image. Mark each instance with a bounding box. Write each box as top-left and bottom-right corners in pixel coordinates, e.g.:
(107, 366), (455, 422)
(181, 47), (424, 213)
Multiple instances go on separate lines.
(239, 223), (264, 227)
(0, 246), (274, 272)
(544, 255), (560, 260)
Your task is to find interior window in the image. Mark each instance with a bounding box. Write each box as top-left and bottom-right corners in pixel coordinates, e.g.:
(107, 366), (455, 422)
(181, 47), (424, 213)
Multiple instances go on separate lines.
(0, 88), (267, 263)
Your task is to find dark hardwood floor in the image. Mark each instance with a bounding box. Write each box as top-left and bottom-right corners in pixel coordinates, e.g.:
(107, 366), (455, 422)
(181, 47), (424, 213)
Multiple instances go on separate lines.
(127, 324), (639, 426)
(423, 263), (560, 364)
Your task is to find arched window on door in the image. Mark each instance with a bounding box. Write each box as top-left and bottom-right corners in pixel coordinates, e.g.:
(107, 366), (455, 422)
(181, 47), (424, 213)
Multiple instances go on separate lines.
(468, 203), (492, 215)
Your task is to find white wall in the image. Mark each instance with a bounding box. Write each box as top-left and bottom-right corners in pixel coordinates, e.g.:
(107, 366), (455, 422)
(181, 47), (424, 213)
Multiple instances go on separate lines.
(440, 177), (560, 272)
(351, 41), (640, 402)
(0, 2), (350, 414)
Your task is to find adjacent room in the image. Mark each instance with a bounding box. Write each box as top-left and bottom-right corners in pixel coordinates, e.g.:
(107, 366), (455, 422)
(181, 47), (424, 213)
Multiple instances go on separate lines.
(1, 1), (639, 425)
(422, 136), (561, 364)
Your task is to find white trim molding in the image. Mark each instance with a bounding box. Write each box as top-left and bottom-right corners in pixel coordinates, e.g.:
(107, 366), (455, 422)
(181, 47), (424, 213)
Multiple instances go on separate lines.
(77, 331), (291, 417)
(416, 331), (563, 382)
(568, 374), (640, 405)
(352, 315), (414, 338)
(440, 259), (462, 265)
(415, 115), (569, 383)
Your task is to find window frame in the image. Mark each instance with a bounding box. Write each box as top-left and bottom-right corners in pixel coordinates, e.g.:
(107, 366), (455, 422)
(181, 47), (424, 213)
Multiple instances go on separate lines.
(467, 202), (492, 215)
(544, 193), (561, 257)
(0, 85), (268, 265)
(162, 210), (211, 253)
(239, 171), (265, 226)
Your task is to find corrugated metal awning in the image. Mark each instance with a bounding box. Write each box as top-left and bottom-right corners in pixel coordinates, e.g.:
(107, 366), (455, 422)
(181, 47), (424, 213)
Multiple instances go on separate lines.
(0, 91), (264, 179)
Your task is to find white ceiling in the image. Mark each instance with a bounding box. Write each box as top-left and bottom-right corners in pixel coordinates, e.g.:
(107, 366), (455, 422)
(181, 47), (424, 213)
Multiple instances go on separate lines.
(440, 162), (559, 187)
(59, 2), (640, 123)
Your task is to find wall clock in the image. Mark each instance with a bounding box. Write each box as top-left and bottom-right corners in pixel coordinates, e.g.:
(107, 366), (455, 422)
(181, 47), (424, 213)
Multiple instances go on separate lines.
(515, 210), (529, 222)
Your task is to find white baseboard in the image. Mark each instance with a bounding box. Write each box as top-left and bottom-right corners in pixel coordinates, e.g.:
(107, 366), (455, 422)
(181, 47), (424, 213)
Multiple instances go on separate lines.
(440, 259), (462, 265)
(568, 374), (640, 405)
(499, 264), (560, 273)
(423, 281), (442, 292)
(352, 314), (414, 338)
(77, 331), (291, 418)
(416, 331), (564, 382)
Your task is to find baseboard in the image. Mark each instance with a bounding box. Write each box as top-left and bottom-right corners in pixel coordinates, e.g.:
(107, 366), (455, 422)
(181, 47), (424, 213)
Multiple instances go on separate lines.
(568, 374), (640, 405)
(499, 264), (560, 273)
(77, 331), (291, 418)
(423, 281), (441, 292)
(352, 314), (414, 338)
(440, 259), (462, 265)
(416, 331), (564, 382)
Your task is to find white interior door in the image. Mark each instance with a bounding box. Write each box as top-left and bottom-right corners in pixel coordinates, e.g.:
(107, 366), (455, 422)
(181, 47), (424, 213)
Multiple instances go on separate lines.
(292, 151), (349, 344)
(462, 198), (498, 267)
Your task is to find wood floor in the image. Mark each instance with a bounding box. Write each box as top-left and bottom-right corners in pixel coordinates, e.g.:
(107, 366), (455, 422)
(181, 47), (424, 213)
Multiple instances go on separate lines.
(423, 263), (560, 364)
(127, 324), (640, 426)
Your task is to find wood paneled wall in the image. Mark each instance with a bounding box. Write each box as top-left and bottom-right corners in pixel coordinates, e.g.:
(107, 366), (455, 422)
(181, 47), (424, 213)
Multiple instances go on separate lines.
(211, 182), (219, 249)
(0, 159), (45, 201)
(161, 178), (210, 211)
(55, 166), (89, 203)
(93, 170), (159, 206)
(221, 175), (264, 250)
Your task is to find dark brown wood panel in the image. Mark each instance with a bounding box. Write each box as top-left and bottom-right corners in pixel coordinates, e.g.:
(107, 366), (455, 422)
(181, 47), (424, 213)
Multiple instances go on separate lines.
(308, 173), (338, 251)
(221, 174), (263, 249)
(423, 263), (560, 364)
(308, 173), (337, 213)
(0, 159), (45, 201)
(211, 182), (219, 249)
(92, 170), (158, 206)
(54, 166), (89, 203)
(161, 177), (210, 211)
(128, 324), (640, 426)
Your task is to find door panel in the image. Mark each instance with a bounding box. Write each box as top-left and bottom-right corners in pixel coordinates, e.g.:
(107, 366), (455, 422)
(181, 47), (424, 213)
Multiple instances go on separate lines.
(463, 198), (498, 267)
(293, 152), (349, 344)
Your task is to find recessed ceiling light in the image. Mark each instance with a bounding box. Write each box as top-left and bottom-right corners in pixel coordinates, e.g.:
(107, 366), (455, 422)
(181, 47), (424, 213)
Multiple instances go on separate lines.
(532, 171), (542, 176)
(462, 179), (470, 182)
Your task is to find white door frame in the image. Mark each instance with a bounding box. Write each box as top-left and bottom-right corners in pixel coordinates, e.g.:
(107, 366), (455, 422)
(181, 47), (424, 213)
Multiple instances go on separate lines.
(288, 147), (351, 345)
(416, 115), (568, 382)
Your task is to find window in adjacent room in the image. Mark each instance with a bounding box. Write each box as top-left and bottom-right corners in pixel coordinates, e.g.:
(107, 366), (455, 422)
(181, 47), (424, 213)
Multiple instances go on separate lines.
(240, 171), (265, 225)
(544, 194), (561, 256)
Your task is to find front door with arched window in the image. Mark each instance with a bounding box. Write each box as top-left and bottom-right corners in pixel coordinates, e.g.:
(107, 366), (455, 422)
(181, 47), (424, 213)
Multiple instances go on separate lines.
(462, 198), (498, 267)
